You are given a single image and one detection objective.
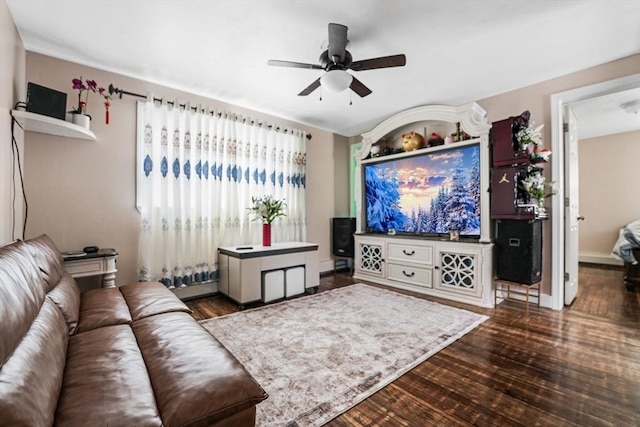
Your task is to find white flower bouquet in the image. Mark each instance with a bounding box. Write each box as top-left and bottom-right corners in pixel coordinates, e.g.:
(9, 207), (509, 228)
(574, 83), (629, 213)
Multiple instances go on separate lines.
(248, 195), (287, 224)
(515, 123), (544, 151)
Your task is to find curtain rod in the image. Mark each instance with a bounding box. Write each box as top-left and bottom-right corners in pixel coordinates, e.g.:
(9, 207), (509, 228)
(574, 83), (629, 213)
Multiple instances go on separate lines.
(108, 84), (312, 140)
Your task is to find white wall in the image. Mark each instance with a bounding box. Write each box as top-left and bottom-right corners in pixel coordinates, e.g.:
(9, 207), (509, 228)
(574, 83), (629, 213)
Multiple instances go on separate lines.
(0, 0), (26, 244)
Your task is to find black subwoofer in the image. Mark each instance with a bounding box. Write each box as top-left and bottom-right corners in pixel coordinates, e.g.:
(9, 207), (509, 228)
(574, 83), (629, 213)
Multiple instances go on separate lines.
(496, 219), (542, 284)
(332, 217), (356, 258)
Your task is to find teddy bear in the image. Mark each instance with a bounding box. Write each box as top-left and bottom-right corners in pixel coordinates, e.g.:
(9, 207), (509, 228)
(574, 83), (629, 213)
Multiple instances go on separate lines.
(401, 131), (425, 152)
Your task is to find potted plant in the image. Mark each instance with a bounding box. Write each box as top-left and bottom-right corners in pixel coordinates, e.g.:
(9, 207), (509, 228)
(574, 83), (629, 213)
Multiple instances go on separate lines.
(70, 77), (112, 127)
(515, 122), (544, 153)
(248, 195), (287, 246)
(519, 169), (555, 208)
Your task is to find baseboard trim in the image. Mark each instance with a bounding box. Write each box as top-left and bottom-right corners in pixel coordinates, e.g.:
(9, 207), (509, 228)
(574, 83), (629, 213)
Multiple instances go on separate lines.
(172, 281), (219, 300)
(578, 253), (623, 266)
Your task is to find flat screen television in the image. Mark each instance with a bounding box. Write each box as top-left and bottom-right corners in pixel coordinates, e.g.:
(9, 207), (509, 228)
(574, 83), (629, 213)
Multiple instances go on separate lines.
(363, 142), (481, 237)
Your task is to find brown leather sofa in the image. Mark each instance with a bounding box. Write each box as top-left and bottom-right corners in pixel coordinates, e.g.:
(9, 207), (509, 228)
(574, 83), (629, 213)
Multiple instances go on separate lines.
(0, 235), (267, 426)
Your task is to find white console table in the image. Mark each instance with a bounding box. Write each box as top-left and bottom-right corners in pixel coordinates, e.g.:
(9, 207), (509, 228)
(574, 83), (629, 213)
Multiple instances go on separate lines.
(62, 249), (118, 288)
(218, 242), (319, 308)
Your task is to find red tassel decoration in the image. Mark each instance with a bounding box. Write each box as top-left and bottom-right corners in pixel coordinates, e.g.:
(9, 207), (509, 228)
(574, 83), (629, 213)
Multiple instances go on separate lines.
(105, 100), (110, 125)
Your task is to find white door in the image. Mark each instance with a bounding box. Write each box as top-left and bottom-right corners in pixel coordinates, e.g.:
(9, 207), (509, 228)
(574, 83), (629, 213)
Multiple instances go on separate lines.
(564, 105), (581, 305)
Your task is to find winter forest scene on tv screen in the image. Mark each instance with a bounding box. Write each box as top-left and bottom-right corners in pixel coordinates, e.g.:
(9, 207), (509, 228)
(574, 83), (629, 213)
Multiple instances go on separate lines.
(365, 144), (480, 235)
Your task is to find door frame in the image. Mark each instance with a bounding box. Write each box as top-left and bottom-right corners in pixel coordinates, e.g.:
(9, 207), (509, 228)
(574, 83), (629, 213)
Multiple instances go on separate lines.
(549, 73), (640, 310)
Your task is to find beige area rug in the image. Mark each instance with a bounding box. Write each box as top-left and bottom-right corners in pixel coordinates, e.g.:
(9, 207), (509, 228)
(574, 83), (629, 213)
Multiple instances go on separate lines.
(200, 283), (488, 427)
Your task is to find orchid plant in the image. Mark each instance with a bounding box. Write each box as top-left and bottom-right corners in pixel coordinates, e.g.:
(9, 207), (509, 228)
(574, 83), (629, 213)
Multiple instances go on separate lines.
(71, 77), (113, 123)
(248, 195), (287, 224)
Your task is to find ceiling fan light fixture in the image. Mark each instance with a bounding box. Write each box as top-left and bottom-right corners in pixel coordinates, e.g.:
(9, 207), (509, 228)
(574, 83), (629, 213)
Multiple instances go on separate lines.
(320, 70), (353, 93)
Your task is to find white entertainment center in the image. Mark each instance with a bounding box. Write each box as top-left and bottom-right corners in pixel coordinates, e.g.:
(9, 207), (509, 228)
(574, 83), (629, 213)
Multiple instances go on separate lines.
(352, 104), (495, 307)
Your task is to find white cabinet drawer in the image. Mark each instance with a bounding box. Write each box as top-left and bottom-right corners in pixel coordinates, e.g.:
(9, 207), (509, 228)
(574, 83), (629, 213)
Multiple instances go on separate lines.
(387, 263), (432, 288)
(261, 252), (306, 270)
(387, 243), (433, 266)
(65, 258), (106, 276)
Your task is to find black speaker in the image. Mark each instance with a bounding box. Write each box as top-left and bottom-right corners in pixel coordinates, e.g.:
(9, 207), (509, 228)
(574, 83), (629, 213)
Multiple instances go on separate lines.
(496, 219), (542, 284)
(332, 217), (356, 258)
(26, 82), (67, 120)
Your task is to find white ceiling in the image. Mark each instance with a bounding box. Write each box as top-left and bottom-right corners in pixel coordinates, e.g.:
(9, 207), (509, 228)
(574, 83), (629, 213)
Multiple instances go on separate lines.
(570, 88), (640, 139)
(6, 0), (640, 137)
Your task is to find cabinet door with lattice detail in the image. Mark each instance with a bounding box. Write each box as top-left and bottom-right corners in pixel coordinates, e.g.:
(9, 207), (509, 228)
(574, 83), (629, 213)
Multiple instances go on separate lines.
(434, 245), (482, 297)
(354, 236), (385, 278)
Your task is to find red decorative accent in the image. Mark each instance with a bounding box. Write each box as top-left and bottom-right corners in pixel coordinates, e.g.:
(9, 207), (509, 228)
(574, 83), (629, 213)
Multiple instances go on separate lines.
(105, 100), (110, 125)
(262, 223), (271, 246)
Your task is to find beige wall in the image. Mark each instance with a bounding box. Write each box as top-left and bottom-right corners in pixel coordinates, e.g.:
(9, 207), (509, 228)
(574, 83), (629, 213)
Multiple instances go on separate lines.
(24, 52), (345, 286)
(578, 130), (640, 263)
(0, 0), (26, 244)
(333, 134), (351, 217)
(477, 54), (640, 294)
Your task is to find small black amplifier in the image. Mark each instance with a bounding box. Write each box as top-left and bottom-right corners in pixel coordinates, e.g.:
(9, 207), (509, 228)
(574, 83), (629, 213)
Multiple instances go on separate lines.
(26, 82), (67, 120)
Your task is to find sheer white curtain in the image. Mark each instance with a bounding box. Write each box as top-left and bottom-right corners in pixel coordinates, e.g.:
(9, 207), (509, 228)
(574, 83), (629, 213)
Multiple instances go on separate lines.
(136, 100), (306, 288)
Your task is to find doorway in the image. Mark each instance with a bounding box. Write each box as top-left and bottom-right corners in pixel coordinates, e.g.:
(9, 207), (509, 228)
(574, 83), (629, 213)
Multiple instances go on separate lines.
(549, 73), (640, 310)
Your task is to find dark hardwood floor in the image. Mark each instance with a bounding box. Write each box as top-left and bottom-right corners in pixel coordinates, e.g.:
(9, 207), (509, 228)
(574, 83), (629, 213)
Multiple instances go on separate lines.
(186, 265), (640, 426)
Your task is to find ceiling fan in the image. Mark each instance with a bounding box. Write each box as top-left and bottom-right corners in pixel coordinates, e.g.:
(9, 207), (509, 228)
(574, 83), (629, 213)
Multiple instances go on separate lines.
(267, 23), (406, 98)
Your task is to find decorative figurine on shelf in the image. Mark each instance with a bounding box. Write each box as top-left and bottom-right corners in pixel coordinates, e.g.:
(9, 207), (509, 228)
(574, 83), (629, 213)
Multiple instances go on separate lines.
(401, 131), (425, 152)
(530, 145), (552, 163)
(428, 132), (445, 147)
(511, 110), (534, 152)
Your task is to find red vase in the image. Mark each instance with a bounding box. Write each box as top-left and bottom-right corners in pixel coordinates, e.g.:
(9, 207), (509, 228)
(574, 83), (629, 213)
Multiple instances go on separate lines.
(262, 223), (271, 246)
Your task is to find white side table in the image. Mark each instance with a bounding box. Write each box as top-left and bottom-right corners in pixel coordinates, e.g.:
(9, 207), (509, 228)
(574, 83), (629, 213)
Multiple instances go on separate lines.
(218, 242), (319, 308)
(62, 248), (118, 288)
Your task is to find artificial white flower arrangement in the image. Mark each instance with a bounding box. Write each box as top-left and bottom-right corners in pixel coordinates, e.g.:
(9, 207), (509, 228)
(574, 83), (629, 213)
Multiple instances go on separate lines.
(520, 169), (555, 207)
(515, 123), (544, 151)
(248, 195), (287, 224)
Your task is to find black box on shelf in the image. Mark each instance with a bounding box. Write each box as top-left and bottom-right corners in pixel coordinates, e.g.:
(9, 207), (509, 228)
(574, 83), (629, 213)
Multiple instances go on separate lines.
(26, 82), (67, 121)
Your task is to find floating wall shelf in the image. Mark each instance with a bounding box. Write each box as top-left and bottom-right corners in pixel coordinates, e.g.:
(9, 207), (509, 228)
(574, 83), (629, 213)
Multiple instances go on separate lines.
(11, 110), (96, 141)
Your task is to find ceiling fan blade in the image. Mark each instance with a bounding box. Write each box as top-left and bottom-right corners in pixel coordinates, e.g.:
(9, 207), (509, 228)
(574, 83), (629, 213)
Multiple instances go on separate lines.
(328, 23), (348, 63)
(348, 54), (406, 71)
(267, 59), (323, 70)
(298, 78), (321, 96)
(350, 76), (372, 98)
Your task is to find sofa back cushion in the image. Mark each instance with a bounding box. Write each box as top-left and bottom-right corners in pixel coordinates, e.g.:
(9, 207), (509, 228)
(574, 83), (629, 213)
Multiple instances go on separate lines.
(25, 234), (67, 292)
(0, 298), (68, 427)
(46, 273), (81, 335)
(0, 240), (48, 365)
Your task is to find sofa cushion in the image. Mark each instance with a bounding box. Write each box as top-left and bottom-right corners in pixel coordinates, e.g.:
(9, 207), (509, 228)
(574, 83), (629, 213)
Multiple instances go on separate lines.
(120, 281), (192, 321)
(133, 312), (268, 427)
(0, 239), (48, 364)
(75, 287), (132, 333)
(0, 298), (68, 427)
(25, 234), (67, 292)
(55, 324), (163, 427)
(46, 272), (81, 335)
